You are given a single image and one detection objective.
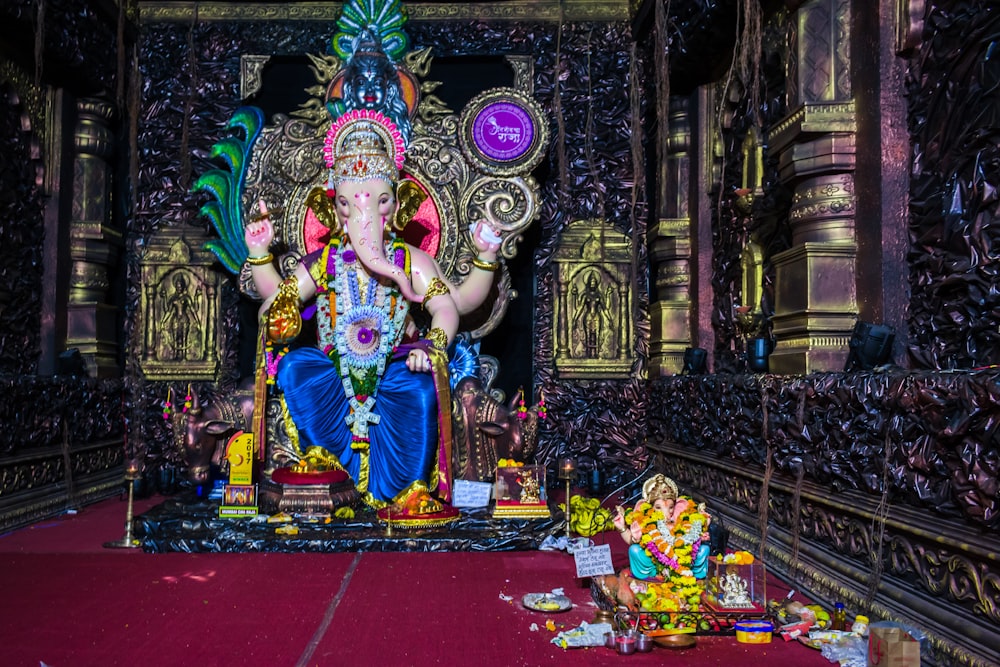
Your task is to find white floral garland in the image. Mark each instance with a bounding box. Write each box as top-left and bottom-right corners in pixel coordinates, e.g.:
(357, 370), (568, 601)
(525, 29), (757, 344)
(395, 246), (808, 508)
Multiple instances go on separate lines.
(315, 240), (409, 441)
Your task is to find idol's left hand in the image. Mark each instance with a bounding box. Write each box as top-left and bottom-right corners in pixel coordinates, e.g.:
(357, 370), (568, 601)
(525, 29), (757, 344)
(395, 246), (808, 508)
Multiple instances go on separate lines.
(406, 348), (432, 373)
(469, 219), (502, 256)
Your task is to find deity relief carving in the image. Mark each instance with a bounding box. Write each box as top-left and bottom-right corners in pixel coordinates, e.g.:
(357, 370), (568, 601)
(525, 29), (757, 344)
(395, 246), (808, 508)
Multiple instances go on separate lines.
(554, 219), (633, 378)
(571, 268), (617, 359)
(140, 229), (222, 380)
(157, 269), (203, 362)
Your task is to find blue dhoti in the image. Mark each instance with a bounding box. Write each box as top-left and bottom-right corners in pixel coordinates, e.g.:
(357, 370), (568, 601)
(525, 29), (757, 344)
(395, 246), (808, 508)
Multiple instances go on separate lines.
(277, 346), (438, 504)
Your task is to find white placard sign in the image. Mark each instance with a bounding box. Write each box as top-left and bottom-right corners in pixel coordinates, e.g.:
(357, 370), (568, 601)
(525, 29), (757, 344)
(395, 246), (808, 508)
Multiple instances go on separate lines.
(574, 544), (615, 578)
(451, 479), (493, 508)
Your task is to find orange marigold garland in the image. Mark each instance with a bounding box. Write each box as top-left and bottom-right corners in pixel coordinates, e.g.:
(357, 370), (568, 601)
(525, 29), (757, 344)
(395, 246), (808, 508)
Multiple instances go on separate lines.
(625, 497), (711, 613)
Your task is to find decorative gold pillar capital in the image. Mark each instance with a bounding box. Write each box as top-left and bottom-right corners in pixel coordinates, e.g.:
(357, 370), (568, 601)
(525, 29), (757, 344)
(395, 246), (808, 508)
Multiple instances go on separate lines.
(788, 173), (857, 245)
(786, 0), (853, 109)
(74, 98), (116, 159)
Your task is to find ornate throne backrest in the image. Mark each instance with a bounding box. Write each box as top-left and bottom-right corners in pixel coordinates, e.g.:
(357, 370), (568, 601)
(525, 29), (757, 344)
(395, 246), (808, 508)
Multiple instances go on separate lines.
(236, 52), (547, 341)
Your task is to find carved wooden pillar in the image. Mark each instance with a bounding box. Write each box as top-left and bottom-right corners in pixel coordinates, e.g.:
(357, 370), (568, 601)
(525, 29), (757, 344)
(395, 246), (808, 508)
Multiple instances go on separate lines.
(768, 0), (858, 373)
(66, 98), (122, 377)
(649, 97), (692, 376)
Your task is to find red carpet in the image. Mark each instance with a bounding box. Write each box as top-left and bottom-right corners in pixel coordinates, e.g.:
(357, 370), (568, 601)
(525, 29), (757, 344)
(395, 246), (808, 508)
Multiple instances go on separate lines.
(0, 496), (834, 666)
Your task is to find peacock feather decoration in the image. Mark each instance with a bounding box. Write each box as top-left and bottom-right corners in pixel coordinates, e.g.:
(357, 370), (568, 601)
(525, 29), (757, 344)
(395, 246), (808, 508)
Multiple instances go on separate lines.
(192, 106), (264, 275)
(331, 0), (410, 62)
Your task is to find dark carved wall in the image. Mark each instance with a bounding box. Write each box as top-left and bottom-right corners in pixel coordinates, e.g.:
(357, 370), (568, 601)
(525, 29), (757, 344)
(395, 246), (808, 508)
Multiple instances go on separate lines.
(0, 0), (130, 530)
(906, 0), (1000, 370)
(2, 2), (997, 661)
(0, 0), (122, 96)
(652, 372), (999, 529)
(0, 83), (44, 376)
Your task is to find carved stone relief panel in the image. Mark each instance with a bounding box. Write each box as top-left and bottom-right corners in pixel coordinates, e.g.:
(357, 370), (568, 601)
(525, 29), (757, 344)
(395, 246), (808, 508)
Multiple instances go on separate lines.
(553, 219), (633, 379)
(139, 228), (221, 380)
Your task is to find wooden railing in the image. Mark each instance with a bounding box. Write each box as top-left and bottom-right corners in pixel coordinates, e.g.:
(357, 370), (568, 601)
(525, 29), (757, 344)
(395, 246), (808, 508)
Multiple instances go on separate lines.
(648, 371), (1000, 667)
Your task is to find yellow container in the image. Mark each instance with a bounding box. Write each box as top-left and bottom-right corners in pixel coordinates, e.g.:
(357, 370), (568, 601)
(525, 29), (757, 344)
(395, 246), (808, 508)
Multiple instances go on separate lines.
(735, 620), (773, 644)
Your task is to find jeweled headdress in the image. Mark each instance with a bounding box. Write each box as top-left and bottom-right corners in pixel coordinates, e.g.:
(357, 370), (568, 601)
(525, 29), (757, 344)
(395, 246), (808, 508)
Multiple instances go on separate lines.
(642, 474), (679, 504)
(324, 109), (406, 188)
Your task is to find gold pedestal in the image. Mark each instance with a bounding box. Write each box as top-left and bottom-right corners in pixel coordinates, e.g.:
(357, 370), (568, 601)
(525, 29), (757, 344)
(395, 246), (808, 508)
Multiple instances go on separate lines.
(492, 503), (551, 519)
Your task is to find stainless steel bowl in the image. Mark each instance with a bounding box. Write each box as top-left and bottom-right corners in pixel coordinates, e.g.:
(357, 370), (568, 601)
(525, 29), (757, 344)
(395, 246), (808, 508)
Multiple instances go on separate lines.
(616, 635), (637, 655)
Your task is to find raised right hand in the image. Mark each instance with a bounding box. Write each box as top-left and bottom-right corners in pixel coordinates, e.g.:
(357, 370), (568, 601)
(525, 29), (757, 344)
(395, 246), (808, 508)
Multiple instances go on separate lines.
(245, 200), (275, 257)
(612, 505), (626, 531)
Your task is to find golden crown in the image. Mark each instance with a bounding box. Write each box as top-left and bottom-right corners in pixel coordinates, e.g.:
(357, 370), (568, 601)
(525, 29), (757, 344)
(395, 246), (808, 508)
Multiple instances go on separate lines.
(324, 110), (406, 188)
(642, 474), (679, 503)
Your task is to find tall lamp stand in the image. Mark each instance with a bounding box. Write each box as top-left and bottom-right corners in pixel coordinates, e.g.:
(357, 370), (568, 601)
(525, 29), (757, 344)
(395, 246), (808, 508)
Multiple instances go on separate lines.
(558, 458), (576, 544)
(104, 462), (142, 550)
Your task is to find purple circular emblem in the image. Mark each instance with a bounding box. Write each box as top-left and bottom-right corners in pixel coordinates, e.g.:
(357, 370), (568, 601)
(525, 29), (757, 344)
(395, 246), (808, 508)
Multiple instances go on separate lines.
(471, 102), (535, 162)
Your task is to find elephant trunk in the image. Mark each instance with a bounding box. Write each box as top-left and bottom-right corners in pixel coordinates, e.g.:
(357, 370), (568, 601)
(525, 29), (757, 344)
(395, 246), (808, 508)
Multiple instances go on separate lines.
(351, 219), (424, 304)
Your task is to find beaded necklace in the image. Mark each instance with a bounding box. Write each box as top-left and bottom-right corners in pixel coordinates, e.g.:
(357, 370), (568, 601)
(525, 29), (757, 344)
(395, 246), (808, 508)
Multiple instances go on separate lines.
(315, 237), (410, 446)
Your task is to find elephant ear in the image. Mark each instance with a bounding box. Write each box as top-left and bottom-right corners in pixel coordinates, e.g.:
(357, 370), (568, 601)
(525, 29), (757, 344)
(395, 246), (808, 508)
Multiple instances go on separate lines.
(394, 179), (428, 233)
(306, 186), (340, 230)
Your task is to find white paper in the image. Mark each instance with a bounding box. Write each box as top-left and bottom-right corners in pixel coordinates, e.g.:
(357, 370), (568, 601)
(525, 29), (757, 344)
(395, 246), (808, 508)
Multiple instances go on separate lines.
(574, 544), (615, 578)
(452, 479), (493, 508)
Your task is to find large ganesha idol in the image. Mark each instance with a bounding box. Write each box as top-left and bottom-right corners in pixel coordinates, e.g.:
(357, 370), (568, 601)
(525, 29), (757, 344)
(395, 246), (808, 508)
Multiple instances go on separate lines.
(596, 474), (713, 614)
(194, 0), (547, 526)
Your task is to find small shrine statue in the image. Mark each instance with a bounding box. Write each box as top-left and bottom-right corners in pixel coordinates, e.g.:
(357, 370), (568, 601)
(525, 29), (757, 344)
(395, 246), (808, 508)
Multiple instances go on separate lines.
(518, 468), (541, 504)
(612, 474), (712, 611)
(244, 108), (502, 524)
(719, 571), (754, 609)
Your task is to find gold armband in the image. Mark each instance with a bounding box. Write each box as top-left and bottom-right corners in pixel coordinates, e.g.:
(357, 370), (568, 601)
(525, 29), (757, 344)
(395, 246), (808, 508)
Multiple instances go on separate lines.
(471, 256), (500, 272)
(265, 278), (302, 344)
(424, 277), (451, 300)
(247, 253), (273, 266)
(425, 327), (448, 351)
